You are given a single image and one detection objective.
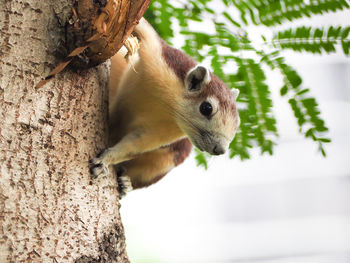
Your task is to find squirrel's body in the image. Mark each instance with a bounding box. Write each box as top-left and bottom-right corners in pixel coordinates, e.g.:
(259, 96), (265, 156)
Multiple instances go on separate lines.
(90, 18), (240, 196)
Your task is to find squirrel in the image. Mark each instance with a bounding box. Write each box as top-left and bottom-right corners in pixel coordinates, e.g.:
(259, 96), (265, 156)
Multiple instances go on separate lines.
(90, 18), (240, 197)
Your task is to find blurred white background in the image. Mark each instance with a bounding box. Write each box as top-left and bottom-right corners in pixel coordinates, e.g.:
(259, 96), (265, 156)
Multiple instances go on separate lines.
(119, 7), (350, 263)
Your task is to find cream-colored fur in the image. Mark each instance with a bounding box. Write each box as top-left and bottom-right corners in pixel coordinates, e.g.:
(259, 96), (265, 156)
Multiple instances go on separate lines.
(109, 52), (127, 105)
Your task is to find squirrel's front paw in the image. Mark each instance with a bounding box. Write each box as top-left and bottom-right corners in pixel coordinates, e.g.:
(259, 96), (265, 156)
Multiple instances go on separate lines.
(89, 154), (109, 179)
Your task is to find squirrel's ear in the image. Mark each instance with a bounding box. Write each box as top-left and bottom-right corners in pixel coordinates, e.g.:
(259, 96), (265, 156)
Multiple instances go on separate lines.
(185, 65), (211, 92)
(231, 88), (239, 100)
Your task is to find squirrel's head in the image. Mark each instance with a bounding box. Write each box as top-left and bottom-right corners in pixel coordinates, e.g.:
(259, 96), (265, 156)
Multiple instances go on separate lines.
(176, 65), (240, 155)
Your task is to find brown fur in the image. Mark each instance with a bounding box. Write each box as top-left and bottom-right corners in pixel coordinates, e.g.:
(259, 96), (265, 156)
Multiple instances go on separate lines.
(161, 40), (196, 82)
(169, 138), (193, 165)
(184, 73), (236, 114)
(160, 40), (236, 115)
(120, 138), (192, 189)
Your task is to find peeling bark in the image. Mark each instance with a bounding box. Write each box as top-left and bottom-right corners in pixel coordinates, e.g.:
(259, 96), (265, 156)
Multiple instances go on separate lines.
(0, 0), (147, 262)
(65, 0), (151, 69)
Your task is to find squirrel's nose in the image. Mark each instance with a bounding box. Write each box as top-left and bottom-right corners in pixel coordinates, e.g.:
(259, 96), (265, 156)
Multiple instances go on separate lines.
(212, 145), (225, 155)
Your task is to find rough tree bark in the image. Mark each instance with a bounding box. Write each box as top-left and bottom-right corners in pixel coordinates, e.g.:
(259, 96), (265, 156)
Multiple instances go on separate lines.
(0, 0), (148, 262)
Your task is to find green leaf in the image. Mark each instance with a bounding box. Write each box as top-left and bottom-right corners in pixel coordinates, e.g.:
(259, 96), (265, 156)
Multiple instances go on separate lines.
(296, 88), (310, 96)
(318, 138), (331, 143)
(195, 149), (209, 169)
(223, 11), (242, 28)
(280, 85), (288, 96)
(341, 40), (350, 55)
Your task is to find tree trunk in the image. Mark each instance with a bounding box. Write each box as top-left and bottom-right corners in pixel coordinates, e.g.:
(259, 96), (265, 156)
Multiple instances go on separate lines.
(0, 1), (147, 262)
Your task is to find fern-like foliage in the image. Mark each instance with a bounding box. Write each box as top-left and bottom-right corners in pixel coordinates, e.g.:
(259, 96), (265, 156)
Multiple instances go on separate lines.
(260, 50), (330, 156)
(232, 0), (349, 26)
(145, 0), (349, 167)
(274, 26), (350, 54)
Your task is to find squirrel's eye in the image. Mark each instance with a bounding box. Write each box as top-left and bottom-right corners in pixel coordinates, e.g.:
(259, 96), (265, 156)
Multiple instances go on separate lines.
(199, 101), (213, 117)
